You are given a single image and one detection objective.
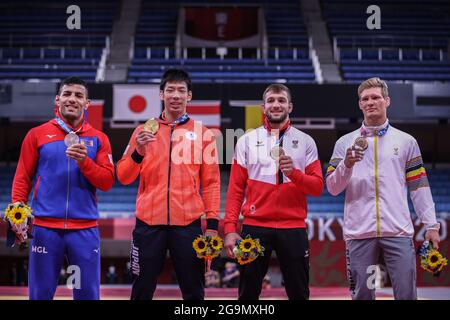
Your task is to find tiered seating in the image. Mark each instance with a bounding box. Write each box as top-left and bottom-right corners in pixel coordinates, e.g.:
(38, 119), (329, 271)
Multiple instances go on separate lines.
(128, 57), (315, 83)
(340, 52), (450, 82)
(0, 1), (116, 82)
(0, 48), (102, 81)
(130, 0), (315, 83)
(265, 3), (309, 48)
(97, 182), (137, 217)
(322, 0), (450, 82)
(135, 8), (177, 48)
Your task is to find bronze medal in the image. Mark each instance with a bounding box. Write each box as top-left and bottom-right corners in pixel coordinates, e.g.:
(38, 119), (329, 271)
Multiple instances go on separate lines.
(143, 118), (159, 134)
(353, 136), (368, 151)
(270, 146), (285, 160)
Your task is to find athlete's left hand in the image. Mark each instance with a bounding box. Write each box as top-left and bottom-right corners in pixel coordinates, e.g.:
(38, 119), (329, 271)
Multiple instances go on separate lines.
(66, 143), (88, 163)
(204, 229), (218, 238)
(279, 155), (294, 176)
(425, 229), (440, 249)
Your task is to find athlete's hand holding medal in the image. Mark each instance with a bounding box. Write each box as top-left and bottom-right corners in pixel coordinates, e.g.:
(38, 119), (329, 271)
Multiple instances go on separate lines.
(55, 116), (88, 163)
(271, 146), (294, 176)
(269, 131), (295, 176)
(344, 136), (368, 169)
(65, 137), (88, 164)
(136, 118), (159, 156)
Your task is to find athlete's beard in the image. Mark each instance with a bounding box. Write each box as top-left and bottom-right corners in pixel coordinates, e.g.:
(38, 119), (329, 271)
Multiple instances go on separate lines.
(59, 106), (83, 127)
(265, 110), (288, 124)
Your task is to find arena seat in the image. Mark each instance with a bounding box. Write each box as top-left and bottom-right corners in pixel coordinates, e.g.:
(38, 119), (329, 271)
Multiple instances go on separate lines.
(130, 0), (316, 83)
(322, 0), (450, 82)
(0, 1), (115, 82)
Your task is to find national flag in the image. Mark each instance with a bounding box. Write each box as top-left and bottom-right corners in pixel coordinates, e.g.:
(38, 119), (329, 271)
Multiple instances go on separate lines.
(113, 84), (161, 121)
(229, 100), (263, 130)
(186, 100), (221, 129)
(86, 99), (104, 131)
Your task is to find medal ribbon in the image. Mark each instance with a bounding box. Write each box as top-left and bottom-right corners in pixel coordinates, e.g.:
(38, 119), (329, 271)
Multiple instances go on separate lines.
(274, 130), (286, 147)
(360, 123), (389, 137)
(173, 113), (189, 124)
(55, 117), (83, 134)
(163, 112), (190, 125)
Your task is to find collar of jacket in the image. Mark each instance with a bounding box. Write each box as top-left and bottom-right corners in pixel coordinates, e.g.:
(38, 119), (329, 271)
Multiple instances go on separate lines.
(52, 108), (90, 133)
(158, 111), (190, 126)
(360, 119), (390, 137)
(51, 118), (91, 134)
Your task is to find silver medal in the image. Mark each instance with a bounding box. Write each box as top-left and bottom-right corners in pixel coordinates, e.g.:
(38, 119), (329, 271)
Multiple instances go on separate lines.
(64, 132), (80, 147)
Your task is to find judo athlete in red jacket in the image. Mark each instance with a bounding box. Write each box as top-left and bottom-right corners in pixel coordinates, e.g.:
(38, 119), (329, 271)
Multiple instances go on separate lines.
(11, 77), (115, 300)
(224, 84), (324, 300)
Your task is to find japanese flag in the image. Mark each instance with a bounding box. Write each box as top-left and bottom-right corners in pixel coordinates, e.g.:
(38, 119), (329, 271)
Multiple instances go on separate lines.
(113, 84), (161, 121)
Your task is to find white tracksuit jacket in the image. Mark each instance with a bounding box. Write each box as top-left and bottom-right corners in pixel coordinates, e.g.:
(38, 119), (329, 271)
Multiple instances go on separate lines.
(326, 120), (439, 241)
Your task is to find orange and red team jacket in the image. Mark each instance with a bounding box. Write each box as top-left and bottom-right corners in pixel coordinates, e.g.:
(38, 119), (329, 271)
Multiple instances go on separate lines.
(224, 120), (324, 234)
(117, 116), (220, 230)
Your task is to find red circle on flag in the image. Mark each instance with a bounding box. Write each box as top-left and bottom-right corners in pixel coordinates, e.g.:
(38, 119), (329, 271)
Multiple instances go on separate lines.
(129, 95), (147, 113)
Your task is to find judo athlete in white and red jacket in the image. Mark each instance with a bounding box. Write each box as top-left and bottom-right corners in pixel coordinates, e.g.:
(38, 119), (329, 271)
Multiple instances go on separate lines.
(224, 84), (324, 300)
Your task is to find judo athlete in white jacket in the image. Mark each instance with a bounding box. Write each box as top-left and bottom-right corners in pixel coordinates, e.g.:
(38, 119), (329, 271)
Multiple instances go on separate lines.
(326, 77), (440, 300)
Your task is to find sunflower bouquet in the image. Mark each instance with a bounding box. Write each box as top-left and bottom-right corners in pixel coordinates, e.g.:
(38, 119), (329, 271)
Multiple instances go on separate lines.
(3, 202), (33, 247)
(233, 234), (265, 265)
(417, 240), (448, 277)
(193, 235), (223, 272)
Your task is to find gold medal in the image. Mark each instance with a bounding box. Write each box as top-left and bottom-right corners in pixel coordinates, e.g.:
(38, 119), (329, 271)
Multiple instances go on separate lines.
(270, 146), (285, 160)
(353, 136), (368, 151)
(143, 118), (159, 134)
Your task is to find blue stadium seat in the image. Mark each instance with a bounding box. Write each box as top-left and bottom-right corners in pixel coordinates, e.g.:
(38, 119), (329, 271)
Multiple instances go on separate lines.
(382, 49), (399, 60)
(423, 50), (440, 61)
(65, 48), (83, 59)
(1, 48), (21, 59)
(361, 49), (379, 60)
(340, 48), (358, 60)
(44, 48), (62, 59)
(23, 48), (41, 59)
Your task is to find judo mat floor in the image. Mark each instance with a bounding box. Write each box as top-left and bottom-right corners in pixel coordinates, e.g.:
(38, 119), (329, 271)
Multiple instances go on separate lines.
(0, 285), (449, 300)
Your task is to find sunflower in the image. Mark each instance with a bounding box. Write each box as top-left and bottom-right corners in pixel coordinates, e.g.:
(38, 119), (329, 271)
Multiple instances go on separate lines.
(192, 237), (207, 253)
(434, 261), (447, 274)
(4, 203), (32, 225)
(210, 236), (223, 251)
(427, 250), (443, 269)
(239, 238), (256, 252)
(438, 258), (448, 270)
(238, 256), (252, 265)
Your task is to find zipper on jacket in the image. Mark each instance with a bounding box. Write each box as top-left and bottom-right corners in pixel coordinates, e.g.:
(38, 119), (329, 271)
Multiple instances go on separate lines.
(277, 138), (284, 185)
(167, 124), (175, 225)
(374, 134), (380, 237)
(276, 134), (284, 228)
(65, 157), (70, 229)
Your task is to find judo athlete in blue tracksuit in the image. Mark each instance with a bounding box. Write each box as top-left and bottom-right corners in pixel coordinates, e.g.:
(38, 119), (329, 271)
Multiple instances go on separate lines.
(10, 77), (115, 299)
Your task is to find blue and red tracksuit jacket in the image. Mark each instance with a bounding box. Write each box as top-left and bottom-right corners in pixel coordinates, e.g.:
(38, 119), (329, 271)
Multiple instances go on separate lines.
(11, 116), (115, 229)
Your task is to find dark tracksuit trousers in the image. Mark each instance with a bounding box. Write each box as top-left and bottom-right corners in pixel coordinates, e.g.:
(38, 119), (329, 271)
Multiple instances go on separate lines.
(130, 218), (205, 300)
(238, 225), (310, 300)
